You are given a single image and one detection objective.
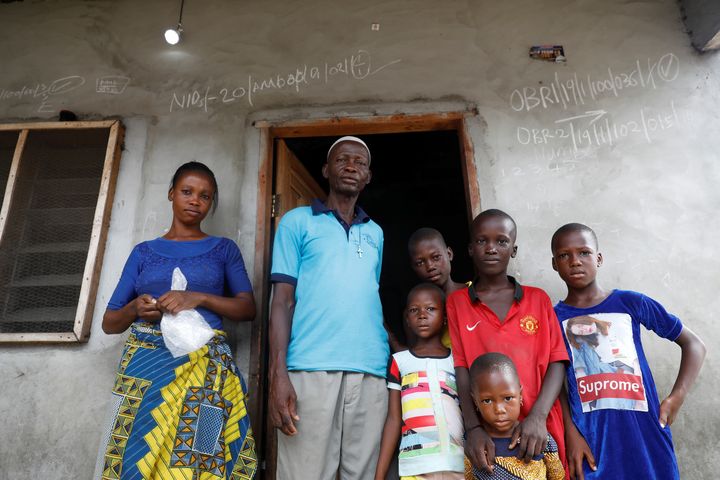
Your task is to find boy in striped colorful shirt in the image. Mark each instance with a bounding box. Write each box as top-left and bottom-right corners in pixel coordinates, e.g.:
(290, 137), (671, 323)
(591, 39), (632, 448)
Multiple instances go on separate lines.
(375, 283), (465, 480)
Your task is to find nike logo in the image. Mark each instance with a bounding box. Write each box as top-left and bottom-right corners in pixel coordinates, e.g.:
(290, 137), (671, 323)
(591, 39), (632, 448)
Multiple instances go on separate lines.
(466, 321), (481, 331)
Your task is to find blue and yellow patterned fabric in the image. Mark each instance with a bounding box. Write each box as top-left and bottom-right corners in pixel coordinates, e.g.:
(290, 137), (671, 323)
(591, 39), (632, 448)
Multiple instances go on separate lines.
(95, 323), (256, 480)
(465, 435), (565, 480)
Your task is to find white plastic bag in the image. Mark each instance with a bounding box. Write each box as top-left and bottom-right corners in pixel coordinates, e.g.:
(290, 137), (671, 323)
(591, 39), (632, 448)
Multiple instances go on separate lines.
(160, 267), (215, 358)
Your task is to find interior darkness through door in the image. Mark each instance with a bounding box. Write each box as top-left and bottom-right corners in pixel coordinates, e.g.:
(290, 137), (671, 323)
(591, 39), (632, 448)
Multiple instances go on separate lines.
(284, 130), (473, 346)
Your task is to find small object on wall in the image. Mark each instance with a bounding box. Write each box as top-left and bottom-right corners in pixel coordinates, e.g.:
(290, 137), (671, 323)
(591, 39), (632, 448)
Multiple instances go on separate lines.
(529, 45), (566, 63)
(371, 23), (380, 31)
(59, 110), (77, 121)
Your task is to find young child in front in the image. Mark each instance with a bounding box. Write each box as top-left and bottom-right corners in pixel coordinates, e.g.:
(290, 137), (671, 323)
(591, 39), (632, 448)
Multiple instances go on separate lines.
(375, 283), (465, 480)
(408, 227), (468, 349)
(551, 223), (706, 480)
(446, 209), (569, 477)
(468, 352), (565, 480)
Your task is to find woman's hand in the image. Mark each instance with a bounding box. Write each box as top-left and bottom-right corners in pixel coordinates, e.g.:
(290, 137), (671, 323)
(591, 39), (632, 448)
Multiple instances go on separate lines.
(156, 291), (206, 315)
(135, 294), (162, 322)
(103, 294), (162, 334)
(155, 290), (255, 322)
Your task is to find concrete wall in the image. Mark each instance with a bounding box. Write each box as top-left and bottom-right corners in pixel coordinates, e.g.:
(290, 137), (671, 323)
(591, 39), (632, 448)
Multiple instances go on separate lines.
(0, 0), (717, 478)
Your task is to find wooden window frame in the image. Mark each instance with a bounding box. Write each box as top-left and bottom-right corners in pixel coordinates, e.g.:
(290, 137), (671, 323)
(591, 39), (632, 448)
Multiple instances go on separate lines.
(248, 111), (480, 478)
(0, 120), (124, 343)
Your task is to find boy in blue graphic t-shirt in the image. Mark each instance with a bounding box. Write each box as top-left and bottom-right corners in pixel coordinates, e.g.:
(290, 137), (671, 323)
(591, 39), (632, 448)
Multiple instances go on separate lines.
(550, 223), (706, 480)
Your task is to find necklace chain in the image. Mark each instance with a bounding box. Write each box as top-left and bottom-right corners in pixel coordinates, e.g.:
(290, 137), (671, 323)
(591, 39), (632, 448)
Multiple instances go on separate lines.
(353, 227), (363, 258)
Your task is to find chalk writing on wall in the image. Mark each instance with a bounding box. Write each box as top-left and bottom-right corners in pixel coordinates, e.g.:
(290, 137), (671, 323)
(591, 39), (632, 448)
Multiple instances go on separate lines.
(170, 49), (402, 112)
(509, 53), (680, 112)
(500, 160), (581, 178)
(0, 75), (86, 113)
(96, 76), (130, 95)
(509, 53), (684, 164)
(0, 74), (131, 113)
(517, 101), (681, 150)
(0, 76), (85, 101)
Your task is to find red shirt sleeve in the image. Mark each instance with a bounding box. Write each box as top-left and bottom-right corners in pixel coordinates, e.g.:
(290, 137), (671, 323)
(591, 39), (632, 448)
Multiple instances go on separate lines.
(387, 356), (401, 390)
(446, 292), (468, 368)
(544, 292), (569, 364)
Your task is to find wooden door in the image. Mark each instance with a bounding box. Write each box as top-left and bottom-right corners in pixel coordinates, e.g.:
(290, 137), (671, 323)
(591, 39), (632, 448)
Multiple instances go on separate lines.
(273, 139), (326, 228)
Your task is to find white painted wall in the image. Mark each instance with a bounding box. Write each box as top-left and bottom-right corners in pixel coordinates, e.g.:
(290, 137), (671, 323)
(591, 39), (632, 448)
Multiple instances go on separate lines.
(0, 0), (717, 478)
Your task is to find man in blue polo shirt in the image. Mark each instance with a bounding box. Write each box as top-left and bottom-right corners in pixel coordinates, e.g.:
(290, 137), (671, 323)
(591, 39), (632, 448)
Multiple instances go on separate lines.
(269, 136), (389, 480)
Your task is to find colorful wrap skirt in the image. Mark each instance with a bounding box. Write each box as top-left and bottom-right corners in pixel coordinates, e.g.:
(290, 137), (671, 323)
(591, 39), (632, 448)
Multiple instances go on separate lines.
(95, 322), (257, 480)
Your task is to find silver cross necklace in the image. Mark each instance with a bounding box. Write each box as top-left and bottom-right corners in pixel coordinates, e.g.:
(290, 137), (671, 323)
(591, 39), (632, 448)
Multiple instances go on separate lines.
(354, 227), (363, 258)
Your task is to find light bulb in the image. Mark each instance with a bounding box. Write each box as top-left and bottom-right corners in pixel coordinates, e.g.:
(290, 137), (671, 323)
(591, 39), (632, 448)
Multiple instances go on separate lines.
(164, 28), (180, 45)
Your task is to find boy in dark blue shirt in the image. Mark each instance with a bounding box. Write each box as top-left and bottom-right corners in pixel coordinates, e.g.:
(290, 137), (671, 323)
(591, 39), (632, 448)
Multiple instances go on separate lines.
(551, 223), (706, 480)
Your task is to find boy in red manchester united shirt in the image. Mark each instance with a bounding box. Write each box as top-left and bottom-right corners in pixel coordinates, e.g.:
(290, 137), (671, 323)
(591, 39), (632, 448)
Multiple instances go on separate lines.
(447, 209), (569, 477)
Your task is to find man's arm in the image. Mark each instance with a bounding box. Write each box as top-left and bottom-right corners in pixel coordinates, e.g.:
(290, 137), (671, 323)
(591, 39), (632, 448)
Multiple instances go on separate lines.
(268, 282), (299, 436)
(510, 361), (565, 461)
(659, 326), (706, 427)
(457, 366), (496, 474)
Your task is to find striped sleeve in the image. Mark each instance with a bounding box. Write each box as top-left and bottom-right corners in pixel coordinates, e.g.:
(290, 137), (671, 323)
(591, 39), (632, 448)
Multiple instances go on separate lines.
(387, 355), (401, 390)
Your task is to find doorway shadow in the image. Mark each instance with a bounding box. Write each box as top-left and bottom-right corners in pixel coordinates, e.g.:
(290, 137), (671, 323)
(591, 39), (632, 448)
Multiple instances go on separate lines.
(284, 131), (473, 347)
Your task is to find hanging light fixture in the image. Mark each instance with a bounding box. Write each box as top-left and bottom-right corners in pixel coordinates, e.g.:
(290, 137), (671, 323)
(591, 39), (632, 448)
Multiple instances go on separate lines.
(164, 0), (185, 45)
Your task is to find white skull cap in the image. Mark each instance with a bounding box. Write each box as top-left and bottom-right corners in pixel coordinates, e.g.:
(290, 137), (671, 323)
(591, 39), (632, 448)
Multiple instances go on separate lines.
(327, 136), (371, 162)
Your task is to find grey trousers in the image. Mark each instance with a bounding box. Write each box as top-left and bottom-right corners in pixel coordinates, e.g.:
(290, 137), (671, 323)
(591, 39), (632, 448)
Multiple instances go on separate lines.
(277, 371), (388, 480)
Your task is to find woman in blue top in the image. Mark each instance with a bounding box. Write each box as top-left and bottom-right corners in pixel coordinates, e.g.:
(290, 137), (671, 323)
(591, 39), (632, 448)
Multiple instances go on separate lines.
(95, 162), (257, 480)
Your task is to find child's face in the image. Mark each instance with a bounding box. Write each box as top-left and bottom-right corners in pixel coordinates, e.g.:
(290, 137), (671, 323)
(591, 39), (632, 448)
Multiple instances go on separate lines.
(471, 369), (522, 437)
(405, 289), (445, 339)
(409, 239), (453, 287)
(552, 230), (602, 290)
(468, 216), (517, 277)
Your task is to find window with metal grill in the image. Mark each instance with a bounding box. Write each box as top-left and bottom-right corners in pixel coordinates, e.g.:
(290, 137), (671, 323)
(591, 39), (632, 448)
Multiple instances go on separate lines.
(0, 121), (123, 343)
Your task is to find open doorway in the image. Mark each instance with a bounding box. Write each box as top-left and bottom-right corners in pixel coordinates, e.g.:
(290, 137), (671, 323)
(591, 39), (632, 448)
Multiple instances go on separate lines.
(283, 131), (473, 345)
(248, 112), (480, 479)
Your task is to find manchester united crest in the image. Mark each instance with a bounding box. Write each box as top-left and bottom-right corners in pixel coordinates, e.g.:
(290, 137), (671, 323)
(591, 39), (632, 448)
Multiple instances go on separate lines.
(519, 315), (539, 335)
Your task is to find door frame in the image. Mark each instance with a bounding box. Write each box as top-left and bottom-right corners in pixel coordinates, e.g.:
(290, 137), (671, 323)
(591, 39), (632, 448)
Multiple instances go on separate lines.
(248, 111), (480, 478)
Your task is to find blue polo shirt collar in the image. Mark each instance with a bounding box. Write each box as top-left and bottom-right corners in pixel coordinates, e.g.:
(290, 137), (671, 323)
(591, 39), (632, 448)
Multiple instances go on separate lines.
(311, 198), (370, 232)
(468, 276), (524, 303)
